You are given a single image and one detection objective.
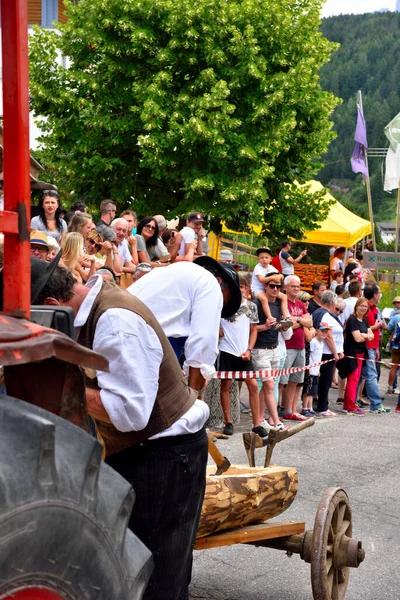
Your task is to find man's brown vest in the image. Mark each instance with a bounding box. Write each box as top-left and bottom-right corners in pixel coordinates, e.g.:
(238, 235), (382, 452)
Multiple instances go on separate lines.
(78, 281), (197, 455)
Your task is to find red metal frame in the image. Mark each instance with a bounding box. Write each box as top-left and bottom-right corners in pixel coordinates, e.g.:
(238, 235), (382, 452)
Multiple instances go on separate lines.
(1, 0), (31, 316)
(2, 589), (65, 600)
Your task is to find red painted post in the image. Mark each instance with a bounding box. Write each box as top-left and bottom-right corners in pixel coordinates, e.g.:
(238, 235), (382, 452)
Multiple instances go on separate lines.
(1, 0), (31, 316)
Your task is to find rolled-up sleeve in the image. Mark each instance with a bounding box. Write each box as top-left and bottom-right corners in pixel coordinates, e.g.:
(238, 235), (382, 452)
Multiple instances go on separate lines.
(183, 280), (222, 378)
(93, 308), (163, 432)
(387, 315), (399, 332)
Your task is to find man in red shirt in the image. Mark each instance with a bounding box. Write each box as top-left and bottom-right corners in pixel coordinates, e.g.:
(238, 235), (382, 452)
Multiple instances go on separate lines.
(361, 285), (390, 414)
(280, 275), (313, 420)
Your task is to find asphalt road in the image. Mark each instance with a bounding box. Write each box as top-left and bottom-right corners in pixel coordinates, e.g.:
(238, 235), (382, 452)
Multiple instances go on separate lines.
(190, 371), (400, 600)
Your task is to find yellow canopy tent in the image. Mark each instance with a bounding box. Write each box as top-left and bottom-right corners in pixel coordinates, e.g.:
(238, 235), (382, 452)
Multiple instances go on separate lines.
(208, 181), (372, 260)
(295, 181), (372, 248)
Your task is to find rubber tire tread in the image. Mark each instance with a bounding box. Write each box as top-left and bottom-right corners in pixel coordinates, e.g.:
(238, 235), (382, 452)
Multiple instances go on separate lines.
(0, 395), (153, 600)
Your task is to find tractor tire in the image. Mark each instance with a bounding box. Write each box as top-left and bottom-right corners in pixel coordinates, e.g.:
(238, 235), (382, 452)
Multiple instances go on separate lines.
(0, 395), (153, 600)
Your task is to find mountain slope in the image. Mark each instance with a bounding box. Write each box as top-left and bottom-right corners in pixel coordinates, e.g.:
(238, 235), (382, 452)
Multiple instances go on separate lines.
(318, 11), (400, 222)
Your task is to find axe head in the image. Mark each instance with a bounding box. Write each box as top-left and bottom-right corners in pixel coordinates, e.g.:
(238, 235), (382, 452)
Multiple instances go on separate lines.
(214, 456), (231, 476)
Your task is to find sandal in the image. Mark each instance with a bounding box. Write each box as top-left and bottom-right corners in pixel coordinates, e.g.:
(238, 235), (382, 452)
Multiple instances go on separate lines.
(357, 399), (370, 407)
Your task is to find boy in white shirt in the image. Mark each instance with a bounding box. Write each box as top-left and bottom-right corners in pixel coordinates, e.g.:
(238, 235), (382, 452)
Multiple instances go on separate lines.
(251, 248), (290, 324)
(219, 275), (272, 438)
(301, 323), (330, 417)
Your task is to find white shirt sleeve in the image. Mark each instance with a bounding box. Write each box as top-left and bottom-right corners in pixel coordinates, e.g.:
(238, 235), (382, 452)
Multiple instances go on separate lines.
(119, 240), (132, 266)
(179, 227), (196, 255)
(93, 308), (163, 432)
(183, 279), (223, 378)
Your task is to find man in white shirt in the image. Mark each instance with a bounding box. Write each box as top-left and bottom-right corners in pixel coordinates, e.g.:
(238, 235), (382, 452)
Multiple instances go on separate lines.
(110, 218), (136, 274)
(129, 257), (242, 391)
(178, 212), (205, 257)
(31, 259), (209, 600)
(340, 280), (362, 326)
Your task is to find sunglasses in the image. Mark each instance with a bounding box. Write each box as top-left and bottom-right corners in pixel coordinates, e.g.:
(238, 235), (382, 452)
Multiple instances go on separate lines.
(144, 224), (156, 231)
(335, 307), (343, 313)
(267, 283), (281, 289)
(31, 244), (48, 253)
(87, 239), (102, 251)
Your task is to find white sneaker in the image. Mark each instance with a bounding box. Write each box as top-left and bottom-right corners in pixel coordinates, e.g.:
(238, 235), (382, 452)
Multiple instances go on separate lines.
(272, 422), (285, 431)
(259, 419), (273, 431)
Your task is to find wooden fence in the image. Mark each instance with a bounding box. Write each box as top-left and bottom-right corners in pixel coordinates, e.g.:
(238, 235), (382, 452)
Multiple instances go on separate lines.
(208, 232), (329, 291)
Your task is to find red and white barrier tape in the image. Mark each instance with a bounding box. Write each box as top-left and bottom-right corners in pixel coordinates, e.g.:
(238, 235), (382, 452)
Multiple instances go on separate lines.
(213, 354), (398, 380)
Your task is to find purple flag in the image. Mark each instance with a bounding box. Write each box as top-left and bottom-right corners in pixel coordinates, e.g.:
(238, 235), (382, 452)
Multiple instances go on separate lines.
(350, 107), (369, 181)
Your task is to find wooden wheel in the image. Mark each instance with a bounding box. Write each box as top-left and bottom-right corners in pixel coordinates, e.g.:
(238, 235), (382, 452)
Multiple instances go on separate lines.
(310, 487), (364, 600)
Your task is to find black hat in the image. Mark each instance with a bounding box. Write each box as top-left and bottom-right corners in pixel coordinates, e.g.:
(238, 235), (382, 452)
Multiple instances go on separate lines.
(0, 253), (62, 311)
(194, 256), (242, 318)
(187, 212), (205, 223)
(31, 252), (62, 304)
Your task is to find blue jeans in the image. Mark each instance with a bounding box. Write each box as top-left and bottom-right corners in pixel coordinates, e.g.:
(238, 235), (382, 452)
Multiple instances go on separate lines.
(168, 336), (188, 362)
(361, 348), (382, 410)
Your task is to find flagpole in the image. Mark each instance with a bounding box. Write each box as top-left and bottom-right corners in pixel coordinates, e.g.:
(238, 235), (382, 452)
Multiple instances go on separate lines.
(396, 186), (400, 254)
(394, 185), (400, 295)
(357, 90), (377, 253)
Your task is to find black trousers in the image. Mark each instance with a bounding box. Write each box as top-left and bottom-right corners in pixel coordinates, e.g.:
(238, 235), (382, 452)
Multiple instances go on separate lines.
(317, 354), (335, 412)
(106, 427), (208, 600)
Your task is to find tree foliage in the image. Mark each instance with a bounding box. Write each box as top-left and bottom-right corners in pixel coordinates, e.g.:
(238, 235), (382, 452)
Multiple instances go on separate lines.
(319, 11), (400, 223)
(29, 0), (338, 236)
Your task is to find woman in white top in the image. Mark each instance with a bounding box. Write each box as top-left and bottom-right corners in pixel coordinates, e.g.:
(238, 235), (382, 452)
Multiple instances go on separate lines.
(30, 191), (67, 243)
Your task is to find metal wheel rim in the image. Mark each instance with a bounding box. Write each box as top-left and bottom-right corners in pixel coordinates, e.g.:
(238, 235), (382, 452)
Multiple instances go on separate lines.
(311, 487), (352, 600)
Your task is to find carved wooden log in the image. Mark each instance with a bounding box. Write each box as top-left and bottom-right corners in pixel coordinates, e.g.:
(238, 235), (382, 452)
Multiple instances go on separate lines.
(197, 464), (298, 538)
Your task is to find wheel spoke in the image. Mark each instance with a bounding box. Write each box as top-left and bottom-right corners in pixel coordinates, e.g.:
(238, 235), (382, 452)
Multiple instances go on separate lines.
(339, 518), (351, 535)
(336, 503), (346, 529)
(332, 569), (339, 600)
(328, 523), (335, 543)
(338, 568), (346, 585)
(326, 556), (333, 572)
(327, 566), (334, 594)
(326, 543), (333, 555)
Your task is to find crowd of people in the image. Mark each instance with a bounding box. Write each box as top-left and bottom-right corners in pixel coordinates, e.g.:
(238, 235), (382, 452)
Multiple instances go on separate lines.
(29, 192), (206, 277)
(22, 190), (399, 599)
(28, 191), (399, 431)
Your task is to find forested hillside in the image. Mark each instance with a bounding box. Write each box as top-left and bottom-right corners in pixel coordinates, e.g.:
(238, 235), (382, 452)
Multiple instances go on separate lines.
(318, 12), (400, 223)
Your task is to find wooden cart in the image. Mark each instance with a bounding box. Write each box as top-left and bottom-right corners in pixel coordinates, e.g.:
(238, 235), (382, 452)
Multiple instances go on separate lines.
(195, 421), (365, 600)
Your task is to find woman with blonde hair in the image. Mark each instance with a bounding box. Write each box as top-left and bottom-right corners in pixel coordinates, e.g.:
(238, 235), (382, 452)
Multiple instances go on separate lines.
(61, 232), (96, 283)
(68, 213), (93, 238)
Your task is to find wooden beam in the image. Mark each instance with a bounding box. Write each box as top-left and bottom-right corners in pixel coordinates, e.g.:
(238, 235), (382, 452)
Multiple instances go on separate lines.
(194, 520), (306, 550)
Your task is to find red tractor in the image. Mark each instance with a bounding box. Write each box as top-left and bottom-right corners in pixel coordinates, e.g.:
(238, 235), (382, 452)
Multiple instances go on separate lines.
(0, 2), (152, 598)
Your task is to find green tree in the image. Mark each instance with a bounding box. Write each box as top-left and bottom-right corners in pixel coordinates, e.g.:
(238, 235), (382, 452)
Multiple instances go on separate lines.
(29, 0), (339, 237)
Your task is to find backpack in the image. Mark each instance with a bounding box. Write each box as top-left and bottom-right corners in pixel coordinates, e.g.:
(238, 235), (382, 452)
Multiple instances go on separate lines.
(392, 321), (400, 349)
